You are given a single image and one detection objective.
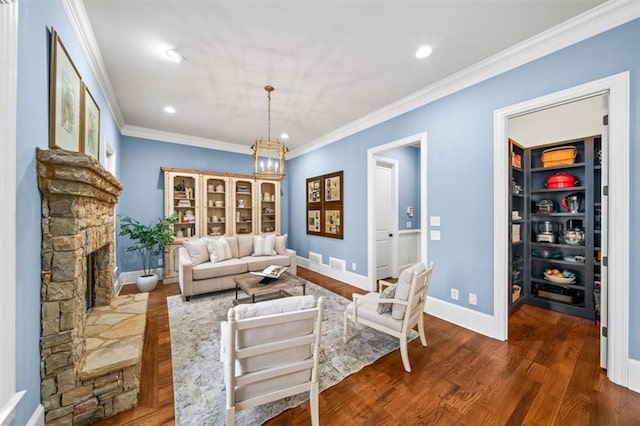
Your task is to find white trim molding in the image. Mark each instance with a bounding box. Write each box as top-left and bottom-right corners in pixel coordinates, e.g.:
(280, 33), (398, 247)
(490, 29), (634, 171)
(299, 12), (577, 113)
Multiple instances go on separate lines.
(493, 72), (630, 388)
(62, 0), (125, 127)
(297, 256), (369, 290)
(117, 267), (165, 286)
(629, 359), (640, 393)
(426, 297), (495, 339)
(289, 1), (640, 159)
(0, 0), (20, 424)
(26, 403), (44, 426)
(121, 125), (251, 155)
(367, 133), (427, 292)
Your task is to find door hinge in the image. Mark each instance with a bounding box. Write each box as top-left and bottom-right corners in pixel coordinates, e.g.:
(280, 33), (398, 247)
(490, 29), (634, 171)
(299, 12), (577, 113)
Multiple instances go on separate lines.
(603, 115), (609, 126)
(603, 185), (608, 196)
(602, 256), (608, 267)
(602, 326), (608, 338)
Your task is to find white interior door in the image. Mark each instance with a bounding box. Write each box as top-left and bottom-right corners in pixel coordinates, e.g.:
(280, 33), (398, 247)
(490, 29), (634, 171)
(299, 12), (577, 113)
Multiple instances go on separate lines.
(375, 159), (397, 279)
(600, 107), (609, 369)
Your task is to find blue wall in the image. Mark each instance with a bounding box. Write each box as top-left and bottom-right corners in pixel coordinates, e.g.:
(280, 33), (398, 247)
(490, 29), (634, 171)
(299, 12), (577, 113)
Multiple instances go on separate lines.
(15, 0), (122, 422)
(288, 19), (639, 357)
(117, 136), (276, 272)
(379, 146), (421, 231)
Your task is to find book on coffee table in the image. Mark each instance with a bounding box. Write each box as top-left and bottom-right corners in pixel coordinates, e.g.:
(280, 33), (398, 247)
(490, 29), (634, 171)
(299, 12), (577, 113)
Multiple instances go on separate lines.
(250, 265), (288, 280)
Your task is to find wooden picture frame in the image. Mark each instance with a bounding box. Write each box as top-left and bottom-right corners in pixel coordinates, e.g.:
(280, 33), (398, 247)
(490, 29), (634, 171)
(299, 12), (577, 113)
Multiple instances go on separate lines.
(49, 28), (82, 152)
(81, 82), (100, 160)
(306, 171), (344, 239)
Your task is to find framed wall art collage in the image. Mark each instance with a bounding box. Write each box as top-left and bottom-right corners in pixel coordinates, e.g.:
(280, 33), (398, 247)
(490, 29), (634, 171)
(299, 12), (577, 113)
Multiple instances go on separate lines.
(49, 28), (101, 161)
(306, 171), (343, 239)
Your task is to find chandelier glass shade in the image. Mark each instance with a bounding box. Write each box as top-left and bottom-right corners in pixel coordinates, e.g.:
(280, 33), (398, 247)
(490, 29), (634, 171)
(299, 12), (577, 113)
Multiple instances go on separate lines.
(252, 85), (288, 180)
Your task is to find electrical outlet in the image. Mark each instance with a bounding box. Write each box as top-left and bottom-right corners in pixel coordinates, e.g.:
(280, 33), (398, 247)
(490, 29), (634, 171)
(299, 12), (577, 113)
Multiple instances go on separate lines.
(469, 293), (477, 306)
(351, 262), (356, 271)
(406, 221), (412, 228)
(158, 258), (163, 267)
(451, 288), (459, 300)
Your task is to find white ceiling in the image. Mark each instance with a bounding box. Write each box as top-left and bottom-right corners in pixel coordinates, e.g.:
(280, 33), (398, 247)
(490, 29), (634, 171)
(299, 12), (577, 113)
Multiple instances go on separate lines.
(81, 1), (607, 153)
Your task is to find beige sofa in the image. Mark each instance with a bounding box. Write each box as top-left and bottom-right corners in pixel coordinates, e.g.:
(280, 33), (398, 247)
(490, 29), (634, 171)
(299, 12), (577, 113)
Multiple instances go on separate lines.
(178, 234), (296, 300)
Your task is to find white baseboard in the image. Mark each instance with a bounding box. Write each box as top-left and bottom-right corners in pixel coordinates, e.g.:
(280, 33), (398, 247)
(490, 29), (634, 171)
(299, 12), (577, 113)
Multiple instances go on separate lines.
(117, 268), (164, 286)
(297, 256), (370, 290)
(424, 297), (497, 339)
(27, 403), (44, 426)
(629, 358), (640, 393)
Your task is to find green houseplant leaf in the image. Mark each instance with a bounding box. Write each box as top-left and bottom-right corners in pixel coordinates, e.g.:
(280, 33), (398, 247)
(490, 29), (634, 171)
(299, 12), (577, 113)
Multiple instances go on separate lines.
(119, 214), (179, 276)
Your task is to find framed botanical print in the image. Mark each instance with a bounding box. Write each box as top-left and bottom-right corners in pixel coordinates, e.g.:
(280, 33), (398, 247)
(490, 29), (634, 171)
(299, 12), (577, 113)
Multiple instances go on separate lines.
(49, 28), (82, 152)
(305, 171), (344, 239)
(324, 172), (342, 202)
(81, 83), (100, 160)
(307, 177), (322, 203)
(307, 209), (321, 234)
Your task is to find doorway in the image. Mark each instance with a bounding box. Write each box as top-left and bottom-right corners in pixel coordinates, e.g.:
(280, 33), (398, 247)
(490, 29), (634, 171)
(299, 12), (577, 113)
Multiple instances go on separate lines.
(367, 132), (427, 291)
(374, 158), (398, 280)
(493, 72), (630, 388)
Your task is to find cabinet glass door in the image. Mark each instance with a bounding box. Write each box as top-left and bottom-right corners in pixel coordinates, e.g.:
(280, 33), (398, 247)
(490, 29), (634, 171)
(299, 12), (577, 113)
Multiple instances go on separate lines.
(258, 181), (279, 234)
(204, 176), (228, 236)
(233, 179), (255, 235)
(169, 173), (199, 239)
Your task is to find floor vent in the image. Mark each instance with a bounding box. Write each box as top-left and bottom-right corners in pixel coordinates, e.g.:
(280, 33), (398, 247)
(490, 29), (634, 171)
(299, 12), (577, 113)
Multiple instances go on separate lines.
(329, 257), (346, 272)
(309, 252), (322, 265)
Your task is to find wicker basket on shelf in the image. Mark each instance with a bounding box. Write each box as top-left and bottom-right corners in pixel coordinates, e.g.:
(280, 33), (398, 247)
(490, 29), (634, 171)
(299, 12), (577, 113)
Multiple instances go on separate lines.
(541, 146), (577, 167)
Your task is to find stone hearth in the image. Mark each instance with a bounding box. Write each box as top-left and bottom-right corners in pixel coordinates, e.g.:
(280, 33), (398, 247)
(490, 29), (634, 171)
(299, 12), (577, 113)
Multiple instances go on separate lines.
(37, 148), (146, 425)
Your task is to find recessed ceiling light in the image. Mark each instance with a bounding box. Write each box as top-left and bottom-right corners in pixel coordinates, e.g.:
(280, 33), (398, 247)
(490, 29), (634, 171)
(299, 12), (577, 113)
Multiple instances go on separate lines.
(280, 133), (289, 140)
(163, 106), (176, 114)
(166, 49), (184, 63)
(415, 45), (432, 59)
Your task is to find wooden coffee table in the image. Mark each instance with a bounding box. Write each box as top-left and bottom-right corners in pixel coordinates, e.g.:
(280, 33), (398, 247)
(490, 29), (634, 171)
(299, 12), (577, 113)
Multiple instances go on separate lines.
(233, 272), (306, 305)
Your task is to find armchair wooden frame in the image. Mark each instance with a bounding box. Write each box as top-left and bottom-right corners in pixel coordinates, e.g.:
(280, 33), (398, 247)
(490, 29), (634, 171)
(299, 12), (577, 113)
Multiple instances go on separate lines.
(343, 263), (433, 372)
(222, 296), (324, 426)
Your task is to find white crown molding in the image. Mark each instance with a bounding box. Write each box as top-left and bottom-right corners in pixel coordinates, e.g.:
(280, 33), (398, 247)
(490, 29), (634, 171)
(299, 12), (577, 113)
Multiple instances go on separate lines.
(289, 0), (640, 159)
(62, 0), (125, 128)
(121, 125), (252, 155)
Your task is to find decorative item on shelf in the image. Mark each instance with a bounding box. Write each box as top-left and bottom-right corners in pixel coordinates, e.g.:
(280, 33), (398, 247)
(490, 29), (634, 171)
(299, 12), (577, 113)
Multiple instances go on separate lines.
(535, 199), (555, 213)
(237, 199), (246, 208)
(511, 210), (521, 220)
(208, 200), (213, 207)
(511, 152), (522, 169)
(532, 249), (563, 259)
(216, 184), (224, 192)
(175, 180), (185, 191)
(512, 285), (522, 303)
(263, 192), (270, 202)
(251, 85), (288, 181)
(511, 179), (523, 195)
(177, 199), (191, 207)
(215, 200), (224, 207)
(183, 210), (196, 223)
(542, 145), (577, 167)
(208, 184), (214, 192)
(536, 220), (561, 243)
(543, 268), (576, 284)
(545, 172), (578, 189)
(561, 192), (582, 213)
(118, 214), (178, 292)
(596, 149), (602, 164)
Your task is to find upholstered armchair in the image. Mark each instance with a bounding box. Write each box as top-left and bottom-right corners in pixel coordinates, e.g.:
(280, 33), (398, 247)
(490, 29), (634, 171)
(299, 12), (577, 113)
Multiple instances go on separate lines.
(343, 262), (434, 372)
(221, 295), (324, 426)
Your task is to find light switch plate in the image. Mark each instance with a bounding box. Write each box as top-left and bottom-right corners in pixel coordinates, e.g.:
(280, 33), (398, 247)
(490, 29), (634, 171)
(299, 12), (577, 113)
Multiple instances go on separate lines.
(430, 230), (441, 241)
(430, 216), (441, 227)
(406, 221), (412, 228)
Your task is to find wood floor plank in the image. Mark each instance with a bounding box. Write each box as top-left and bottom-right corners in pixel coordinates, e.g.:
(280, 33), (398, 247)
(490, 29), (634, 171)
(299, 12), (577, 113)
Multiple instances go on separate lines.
(94, 267), (640, 425)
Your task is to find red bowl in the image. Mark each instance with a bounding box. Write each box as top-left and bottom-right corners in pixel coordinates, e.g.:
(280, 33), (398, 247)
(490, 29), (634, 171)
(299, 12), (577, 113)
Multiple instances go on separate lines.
(545, 172), (577, 189)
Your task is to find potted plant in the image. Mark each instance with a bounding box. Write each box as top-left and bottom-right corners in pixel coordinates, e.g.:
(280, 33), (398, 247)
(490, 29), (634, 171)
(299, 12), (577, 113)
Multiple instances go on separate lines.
(119, 214), (178, 292)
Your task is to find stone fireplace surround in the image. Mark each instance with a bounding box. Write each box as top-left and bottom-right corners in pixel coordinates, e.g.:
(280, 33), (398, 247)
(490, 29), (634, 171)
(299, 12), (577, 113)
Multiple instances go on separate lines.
(37, 148), (147, 425)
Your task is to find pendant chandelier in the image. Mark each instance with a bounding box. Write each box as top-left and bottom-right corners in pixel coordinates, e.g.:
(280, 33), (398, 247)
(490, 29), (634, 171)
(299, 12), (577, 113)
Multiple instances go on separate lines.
(251, 85), (288, 181)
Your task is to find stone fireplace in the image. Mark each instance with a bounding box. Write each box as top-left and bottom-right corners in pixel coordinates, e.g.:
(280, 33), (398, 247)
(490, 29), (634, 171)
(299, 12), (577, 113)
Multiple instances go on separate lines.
(37, 149), (147, 425)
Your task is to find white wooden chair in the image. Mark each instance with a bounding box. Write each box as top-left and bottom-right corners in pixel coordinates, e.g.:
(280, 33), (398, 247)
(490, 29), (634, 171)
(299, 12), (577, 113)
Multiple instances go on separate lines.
(343, 262), (434, 372)
(221, 295), (324, 426)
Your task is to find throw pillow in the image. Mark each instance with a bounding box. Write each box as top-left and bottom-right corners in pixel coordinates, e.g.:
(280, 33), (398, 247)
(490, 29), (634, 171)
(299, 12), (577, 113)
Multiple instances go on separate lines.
(392, 262), (426, 320)
(274, 234), (288, 255)
(237, 235), (254, 258)
(207, 237), (232, 263)
(253, 235), (276, 256)
(182, 239), (209, 266)
(377, 284), (397, 314)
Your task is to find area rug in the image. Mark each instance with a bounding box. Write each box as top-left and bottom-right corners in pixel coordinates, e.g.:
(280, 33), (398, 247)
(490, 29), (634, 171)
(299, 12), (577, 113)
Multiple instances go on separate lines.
(168, 281), (412, 425)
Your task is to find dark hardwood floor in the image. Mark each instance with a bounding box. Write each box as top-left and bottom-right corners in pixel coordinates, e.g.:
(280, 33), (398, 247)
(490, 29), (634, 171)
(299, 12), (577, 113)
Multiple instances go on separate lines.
(95, 267), (640, 425)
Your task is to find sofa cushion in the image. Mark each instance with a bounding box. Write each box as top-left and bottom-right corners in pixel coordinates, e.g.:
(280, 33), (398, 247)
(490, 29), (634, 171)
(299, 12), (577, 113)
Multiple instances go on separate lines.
(346, 293), (402, 332)
(207, 237), (232, 263)
(182, 239), (209, 266)
(253, 235), (276, 256)
(225, 236), (239, 259)
(274, 234), (288, 255)
(244, 255), (291, 272)
(392, 262), (426, 320)
(237, 235), (254, 258)
(192, 258), (248, 280)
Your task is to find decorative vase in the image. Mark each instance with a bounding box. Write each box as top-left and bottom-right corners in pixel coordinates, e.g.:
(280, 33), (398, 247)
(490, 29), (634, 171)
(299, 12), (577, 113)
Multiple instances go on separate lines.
(136, 274), (158, 292)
